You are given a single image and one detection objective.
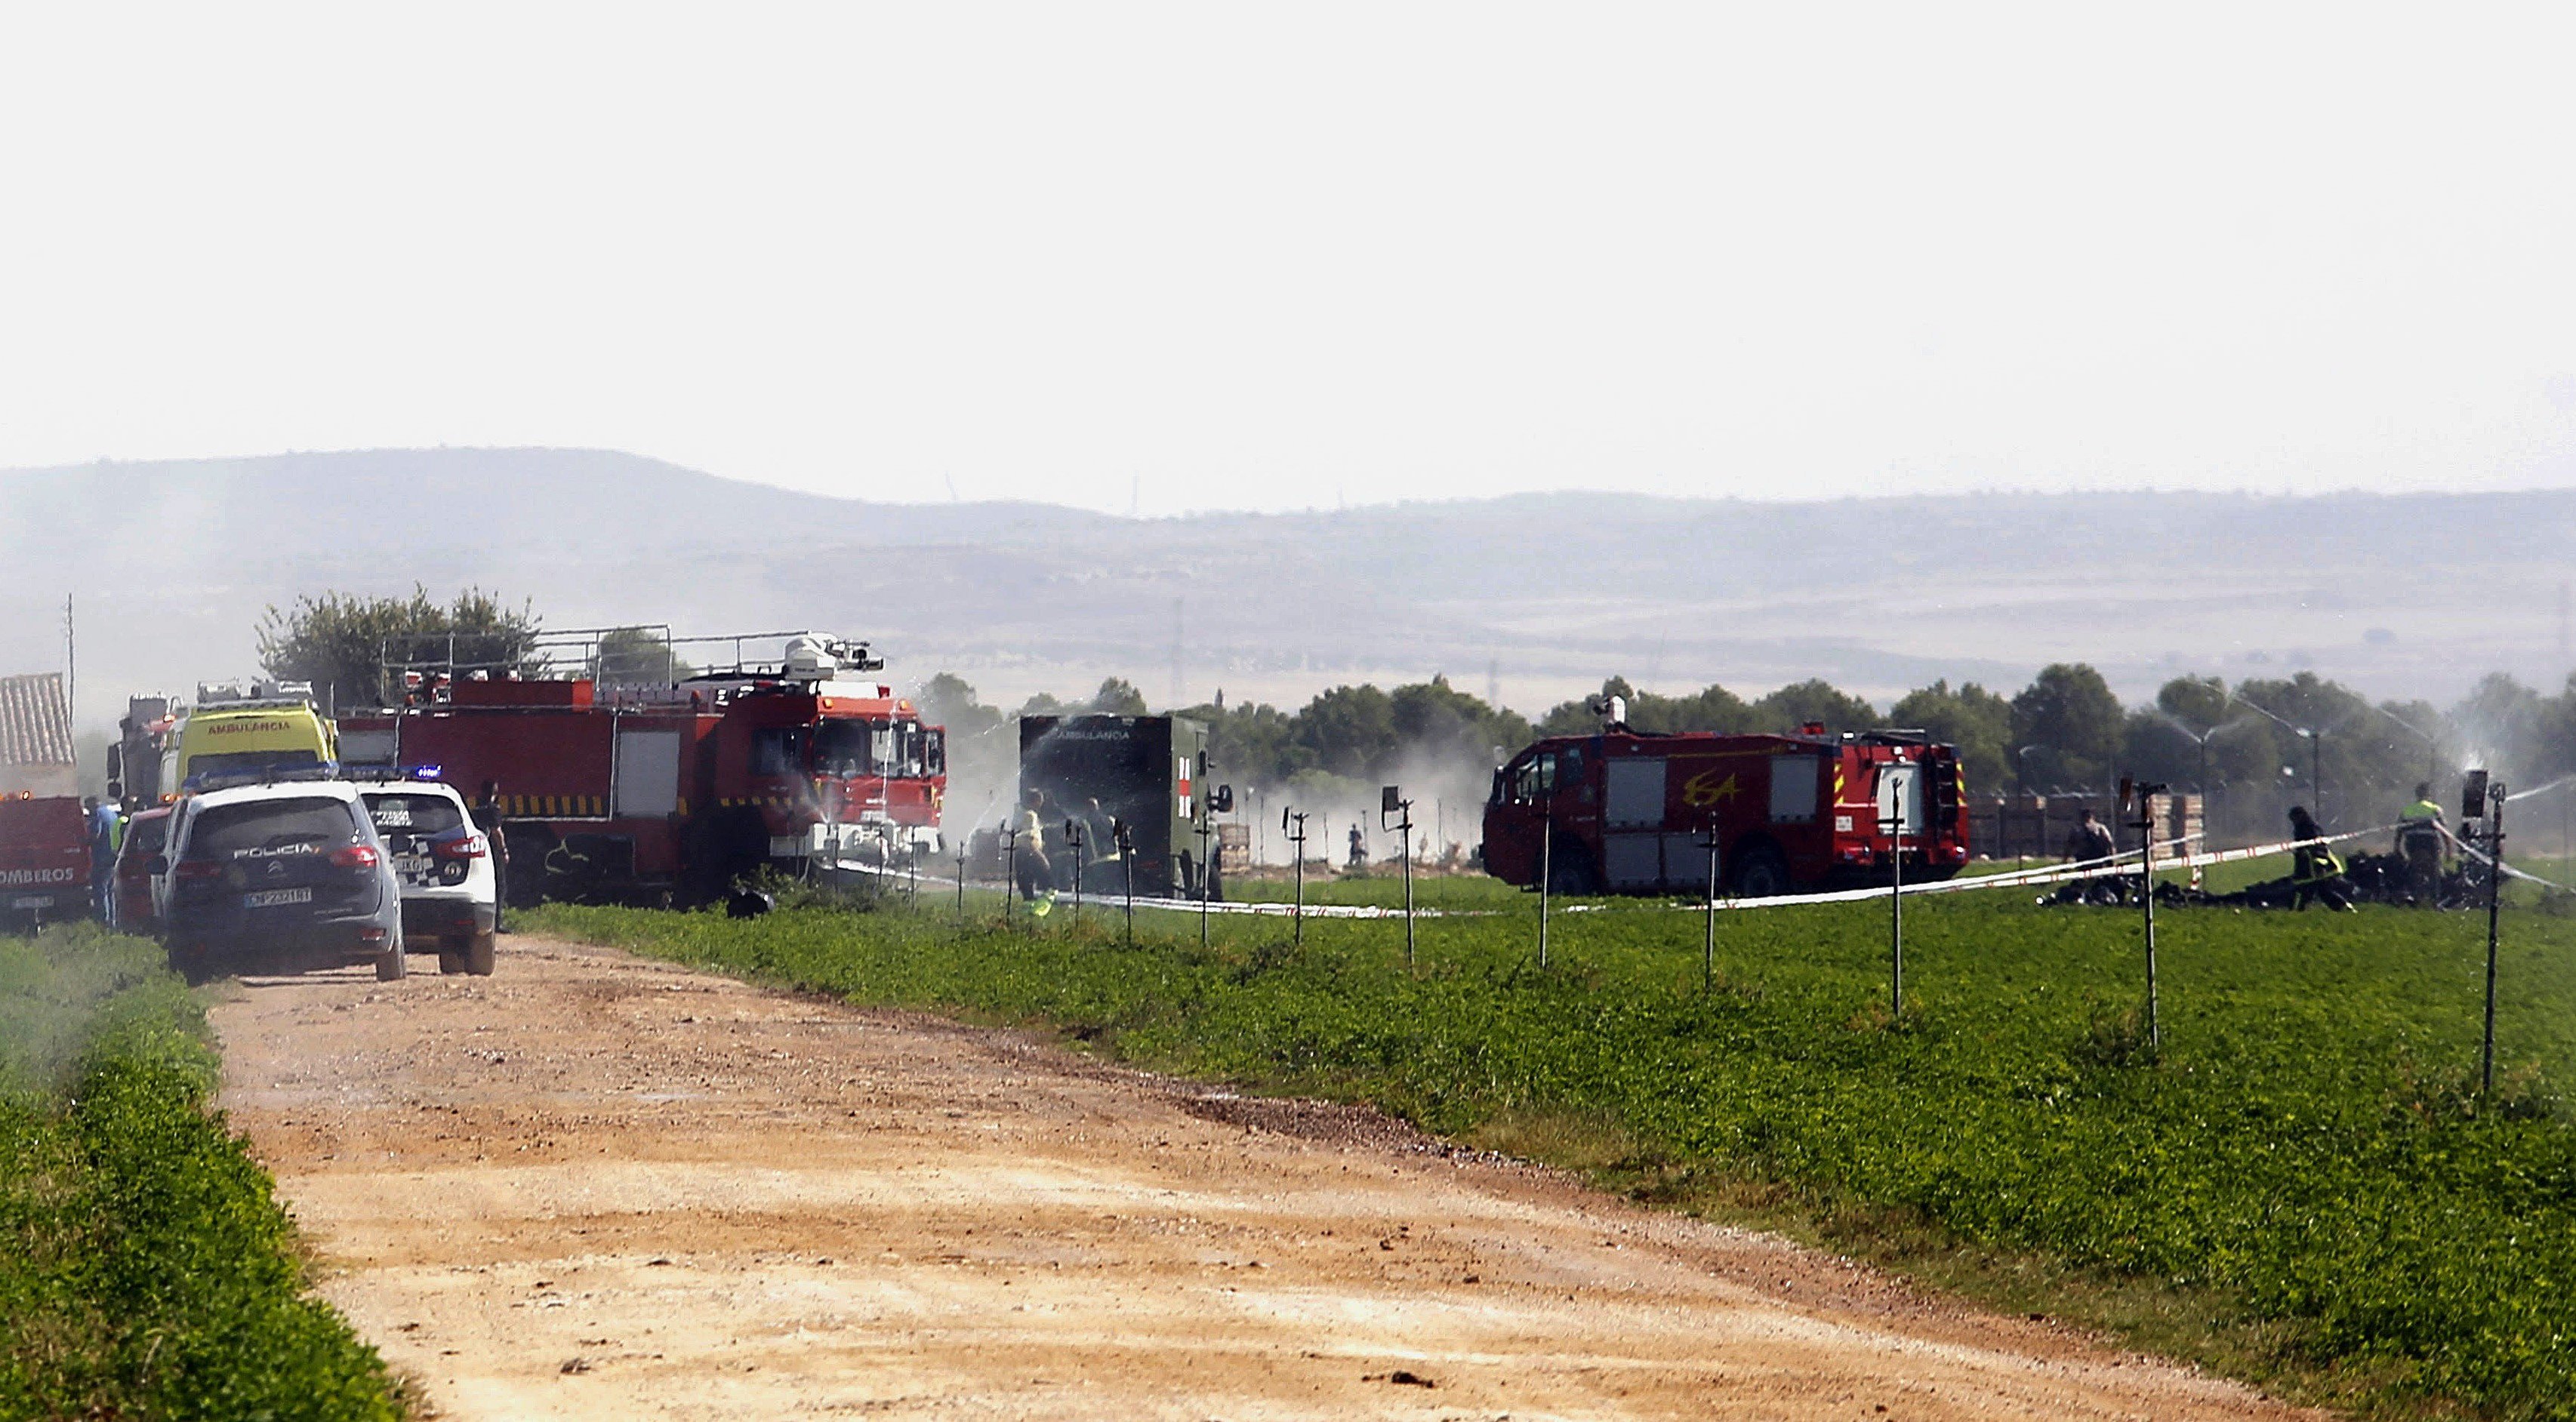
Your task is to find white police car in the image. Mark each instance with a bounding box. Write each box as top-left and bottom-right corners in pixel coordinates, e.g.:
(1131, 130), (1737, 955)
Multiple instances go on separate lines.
(353, 777), (498, 975)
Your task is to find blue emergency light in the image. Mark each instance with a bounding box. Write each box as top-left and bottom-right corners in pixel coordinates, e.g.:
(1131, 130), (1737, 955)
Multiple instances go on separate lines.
(409, 764), (443, 781)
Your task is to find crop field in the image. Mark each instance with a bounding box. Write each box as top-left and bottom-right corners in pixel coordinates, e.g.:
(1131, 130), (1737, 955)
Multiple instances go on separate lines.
(541, 858), (2576, 1420)
(0, 926), (404, 1420)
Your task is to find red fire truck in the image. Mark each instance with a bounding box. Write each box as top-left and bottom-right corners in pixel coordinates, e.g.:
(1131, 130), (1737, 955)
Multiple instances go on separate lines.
(1483, 717), (1970, 896)
(337, 633), (945, 906)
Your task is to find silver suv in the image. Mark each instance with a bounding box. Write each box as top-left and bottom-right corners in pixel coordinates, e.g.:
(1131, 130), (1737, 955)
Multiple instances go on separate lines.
(158, 782), (405, 982)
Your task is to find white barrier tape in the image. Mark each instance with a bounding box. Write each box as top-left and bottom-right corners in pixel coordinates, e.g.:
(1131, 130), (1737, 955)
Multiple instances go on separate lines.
(1573, 821), (2406, 915)
(2437, 824), (2576, 896)
(818, 854), (1499, 919)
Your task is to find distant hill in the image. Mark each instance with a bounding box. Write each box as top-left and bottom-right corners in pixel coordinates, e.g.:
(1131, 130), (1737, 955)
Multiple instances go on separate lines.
(3, 447), (2571, 727)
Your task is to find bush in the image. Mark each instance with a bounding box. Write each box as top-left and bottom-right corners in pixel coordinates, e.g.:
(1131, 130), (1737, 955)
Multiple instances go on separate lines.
(0, 925), (403, 1419)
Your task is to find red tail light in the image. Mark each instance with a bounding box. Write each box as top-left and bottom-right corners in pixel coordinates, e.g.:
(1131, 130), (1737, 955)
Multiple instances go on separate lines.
(330, 845), (381, 870)
(174, 860), (224, 882)
(432, 834), (487, 860)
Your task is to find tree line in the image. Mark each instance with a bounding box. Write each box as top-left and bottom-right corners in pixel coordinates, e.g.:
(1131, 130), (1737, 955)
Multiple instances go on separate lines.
(253, 588), (2576, 840)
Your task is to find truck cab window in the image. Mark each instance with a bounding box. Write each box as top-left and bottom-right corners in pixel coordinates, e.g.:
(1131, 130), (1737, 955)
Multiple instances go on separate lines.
(752, 727), (809, 777)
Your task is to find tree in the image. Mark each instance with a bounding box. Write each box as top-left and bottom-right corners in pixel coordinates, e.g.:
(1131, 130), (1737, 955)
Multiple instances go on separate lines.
(2010, 663), (2122, 793)
(257, 586), (539, 711)
(1086, 678), (1149, 716)
(1889, 680), (2013, 793)
(1539, 677), (1757, 737)
(1752, 679), (1881, 734)
(1293, 685), (1399, 780)
(588, 626), (695, 686)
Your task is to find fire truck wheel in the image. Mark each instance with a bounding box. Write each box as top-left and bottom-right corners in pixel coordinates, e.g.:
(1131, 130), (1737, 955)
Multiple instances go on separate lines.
(466, 931), (496, 975)
(1545, 841), (1601, 897)
(1730, 843), (1791, 897)
(375, 940), (409, 981)
(166, 945), (213, 986)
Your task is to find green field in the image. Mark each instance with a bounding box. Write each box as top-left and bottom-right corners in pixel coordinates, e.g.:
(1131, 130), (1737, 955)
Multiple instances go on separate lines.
(543, 857), (2576, 1420)
(0, 925), (405, 1420)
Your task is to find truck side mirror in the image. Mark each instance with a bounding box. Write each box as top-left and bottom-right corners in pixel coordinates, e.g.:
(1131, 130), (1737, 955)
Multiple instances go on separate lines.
(1210, 785), (1233, 813)
(2462, 770), (2490, 820)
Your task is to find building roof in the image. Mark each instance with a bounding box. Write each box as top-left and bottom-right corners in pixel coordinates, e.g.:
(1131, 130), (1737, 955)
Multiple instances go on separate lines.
(0, 673), (75, 768)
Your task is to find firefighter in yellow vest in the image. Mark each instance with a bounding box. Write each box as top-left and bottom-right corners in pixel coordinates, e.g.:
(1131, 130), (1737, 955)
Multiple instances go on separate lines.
(2395, 782), (2447, 906)
(2288, 805), (2355, 911)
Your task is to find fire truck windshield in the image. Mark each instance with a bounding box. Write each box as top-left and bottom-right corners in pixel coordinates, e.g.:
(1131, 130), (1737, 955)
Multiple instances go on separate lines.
(815, 719), (932, 779)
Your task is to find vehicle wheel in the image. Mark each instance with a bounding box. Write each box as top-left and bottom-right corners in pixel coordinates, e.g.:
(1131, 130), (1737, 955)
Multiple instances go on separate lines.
(1545, 841), (1601, 896)
(465, 930), (496, 976)
(375, 940), (408, 980)
(438, 937), (467, 975)
(1730, 843), (1792, 897)
(166, 945), (212, 986)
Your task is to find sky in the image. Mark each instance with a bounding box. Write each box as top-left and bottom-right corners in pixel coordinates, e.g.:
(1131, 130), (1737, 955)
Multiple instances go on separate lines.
(4, 5), (2574, 516)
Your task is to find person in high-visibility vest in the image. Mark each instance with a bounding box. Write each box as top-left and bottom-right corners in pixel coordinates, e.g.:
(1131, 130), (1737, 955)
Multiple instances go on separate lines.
(2395, 781), (2448, 906)
(2288, 805), (2356, 912)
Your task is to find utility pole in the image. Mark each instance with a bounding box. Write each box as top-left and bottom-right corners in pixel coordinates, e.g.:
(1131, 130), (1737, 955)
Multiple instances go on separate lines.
(63, 596), (75, 728)
(2128, 778), (2165, 1057)
(1383, 786), (1415, 968)
(1702, 817), (1721, 993)
(2473, 773), (2508, 1095)
(1538, 820), (1552, 970)
(1284, 808), (1308, 947)
(1881, 796), (1904, 1020)
(1066, 820), (1086, 930)
(1195, 814), (1214, 950)
(1116, 818), (1135, 947)
(1000, 826), (1018, 932)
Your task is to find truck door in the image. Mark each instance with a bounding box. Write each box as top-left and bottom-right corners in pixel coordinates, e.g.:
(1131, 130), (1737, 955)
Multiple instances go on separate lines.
(614, 728), (683, 817)
(1601, 757), (1665, 890)
(1875, 760), (1924, 840)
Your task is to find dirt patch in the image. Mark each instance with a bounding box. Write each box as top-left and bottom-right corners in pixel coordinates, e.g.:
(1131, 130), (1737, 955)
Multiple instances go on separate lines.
(211, 935), (2320, 1420)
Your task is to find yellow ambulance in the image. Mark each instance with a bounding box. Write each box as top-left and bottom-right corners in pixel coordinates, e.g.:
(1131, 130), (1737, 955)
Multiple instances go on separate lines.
(161, 681), (340, 799)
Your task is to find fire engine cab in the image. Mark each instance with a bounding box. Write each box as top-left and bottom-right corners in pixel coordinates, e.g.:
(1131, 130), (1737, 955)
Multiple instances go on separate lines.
(339, 633), (945, 906)
(1484, 712), (1970, 897)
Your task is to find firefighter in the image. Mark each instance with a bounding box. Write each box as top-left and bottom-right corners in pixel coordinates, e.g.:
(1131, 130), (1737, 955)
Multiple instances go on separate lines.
(2288, 805), (2356, 912)
(2395, 782), (2448, 906)
(1015, 789), (1052, 900)
(473, 781), (511, 933)
(1347, 823), (1367, 869)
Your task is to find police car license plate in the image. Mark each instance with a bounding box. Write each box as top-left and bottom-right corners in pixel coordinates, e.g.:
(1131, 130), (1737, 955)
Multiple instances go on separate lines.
(9, 895), (52, 910)
(244, 888), (313, 908)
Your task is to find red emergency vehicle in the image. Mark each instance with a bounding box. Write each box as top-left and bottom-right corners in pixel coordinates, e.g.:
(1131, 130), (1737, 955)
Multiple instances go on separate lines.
(1484, 719), (1970, 896)
(337, 634), (945, 906)
(0, 795), (91, 927)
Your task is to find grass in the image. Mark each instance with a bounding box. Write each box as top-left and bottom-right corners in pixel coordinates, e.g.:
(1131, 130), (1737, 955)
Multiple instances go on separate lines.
(539, 851), (2576, 1420)
(0, 924), (407, 1420)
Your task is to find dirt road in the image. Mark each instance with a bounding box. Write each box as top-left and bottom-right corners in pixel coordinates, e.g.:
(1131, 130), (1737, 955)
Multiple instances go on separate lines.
(211, 935), (2313, 1420)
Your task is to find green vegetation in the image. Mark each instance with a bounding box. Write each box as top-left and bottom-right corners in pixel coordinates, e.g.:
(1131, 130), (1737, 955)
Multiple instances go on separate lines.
(540, 878), (2576, 1419)
(0, 925), (405, 1420)
(256, 584), (540, 709)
